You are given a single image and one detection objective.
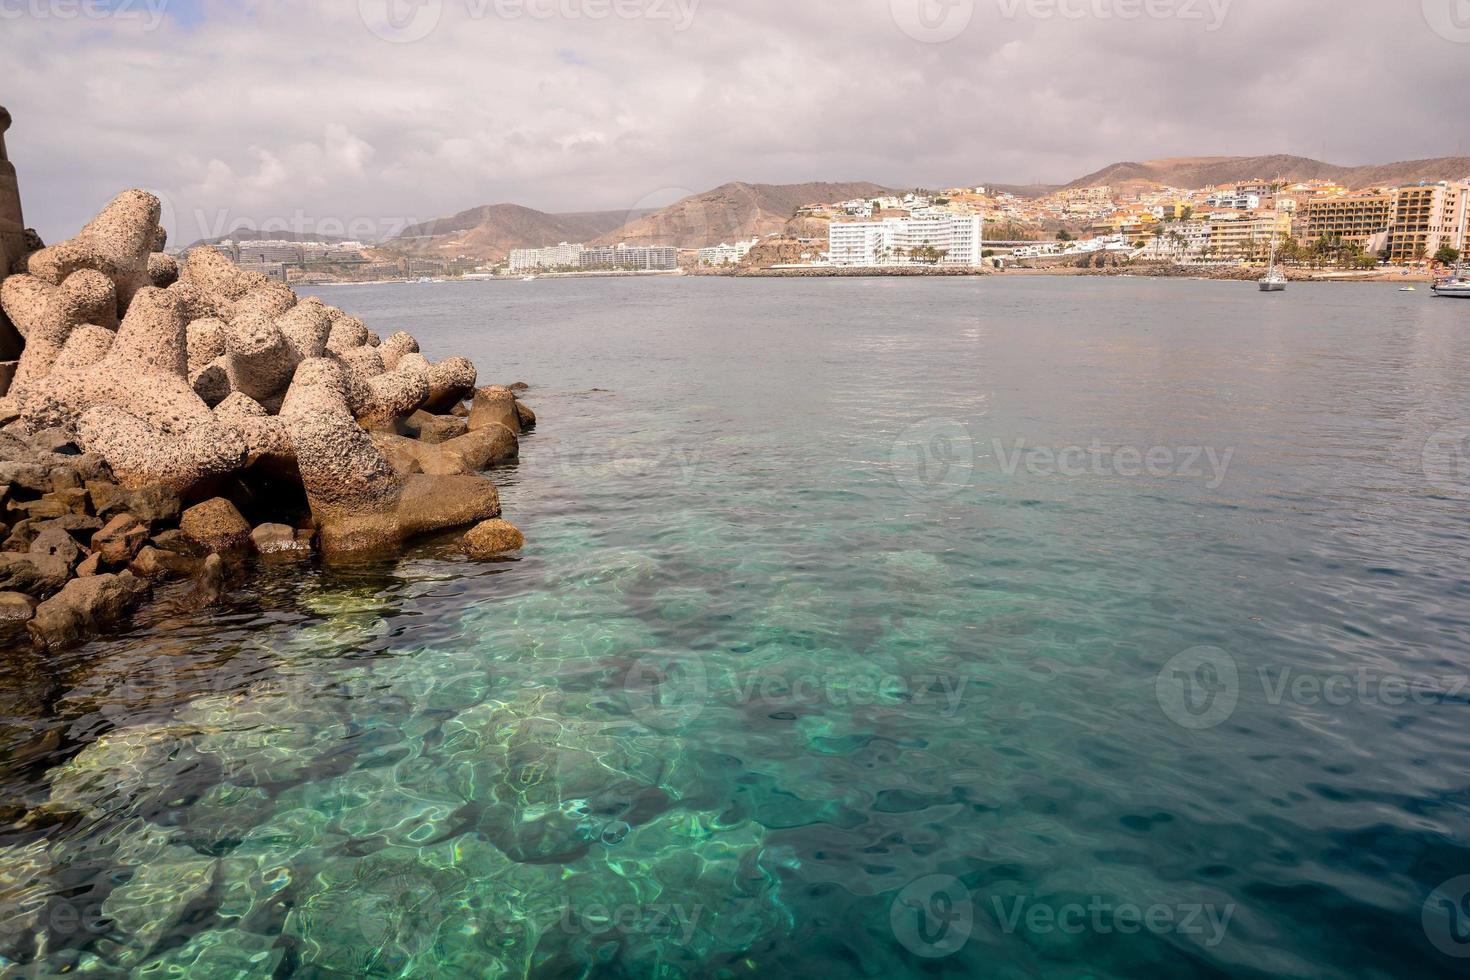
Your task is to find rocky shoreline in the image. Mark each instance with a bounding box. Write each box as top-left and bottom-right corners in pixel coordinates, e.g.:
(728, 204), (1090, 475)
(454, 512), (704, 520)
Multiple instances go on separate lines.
(0, 108), (536, 652)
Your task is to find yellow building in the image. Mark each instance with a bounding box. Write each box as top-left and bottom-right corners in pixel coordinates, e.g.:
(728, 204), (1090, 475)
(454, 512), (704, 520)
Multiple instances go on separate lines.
(1387, 182), (1469, 264)
(1205, 211), (1293, 260)
(1300, 192), (1395, 248)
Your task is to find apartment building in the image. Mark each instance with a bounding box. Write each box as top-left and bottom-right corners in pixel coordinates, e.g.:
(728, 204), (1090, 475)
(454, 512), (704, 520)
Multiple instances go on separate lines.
(1204, 211), (1292, 260)
(698, 239), (759, 266)
(578, 244), (678, 270)
(1299, 191), (1396, 248)
(508, 242), (585, 272)
(1386, 182), (1469, 263)
(828, 214), (984, 267)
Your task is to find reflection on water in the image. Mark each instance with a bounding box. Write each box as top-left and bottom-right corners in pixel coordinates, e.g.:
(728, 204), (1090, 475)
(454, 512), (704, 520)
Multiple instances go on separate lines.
(3, 277), (1470, 977)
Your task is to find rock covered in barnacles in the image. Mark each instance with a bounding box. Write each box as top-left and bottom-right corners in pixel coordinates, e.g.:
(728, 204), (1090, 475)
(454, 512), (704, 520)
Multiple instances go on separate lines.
(280, 358), (501, 554)
(213, 391), (291, 463)
(276, 298), (332, 360)
(378, 331), (418, 370)
(1, 269), (118, 395)
(423, 356), (477, 413)
(26, 189), (159, 314)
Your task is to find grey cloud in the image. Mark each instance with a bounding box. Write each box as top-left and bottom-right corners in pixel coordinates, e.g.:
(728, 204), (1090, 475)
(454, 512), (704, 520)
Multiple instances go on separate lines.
(2, 0), (1465, 243)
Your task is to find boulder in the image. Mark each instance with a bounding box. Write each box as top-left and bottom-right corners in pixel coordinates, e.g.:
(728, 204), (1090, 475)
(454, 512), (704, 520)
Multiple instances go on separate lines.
(467, 385), (522, 435)
(438, 424), (518, 471)
(25, 188), (158, 312)
(28, 571), (151, 651)
(516, 401), (537, 430)
(0, 590), (36, 629)
(404, 410), (468, 444)
(422, 356), (477, 413)
(179, 498), (251, 553)
(41, 488), (89, 516)
(462, 519), (525, 558)
(0, 552), (69, 596)
(148, 528), (207, 557)
(249, 523), (314, 557)
(18, 514), (102, 550)
(28, 525), (82, 570)
(128, 546), (200, 580)
(395, 475), (501, 540)
(90, 483), (181, 526)
(91, 513), (148, 564)
(182, 553), (225, 609)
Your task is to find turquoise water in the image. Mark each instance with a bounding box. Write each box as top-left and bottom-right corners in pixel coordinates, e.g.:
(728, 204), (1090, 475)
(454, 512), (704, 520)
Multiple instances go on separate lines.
(4, 276), (1470, 977)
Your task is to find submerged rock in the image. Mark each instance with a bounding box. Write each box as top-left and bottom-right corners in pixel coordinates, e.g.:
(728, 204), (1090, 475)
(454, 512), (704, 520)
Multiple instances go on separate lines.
(249, 522), (313, 557)
(463, 518), (525, 558)
(27, 570), (149, 650)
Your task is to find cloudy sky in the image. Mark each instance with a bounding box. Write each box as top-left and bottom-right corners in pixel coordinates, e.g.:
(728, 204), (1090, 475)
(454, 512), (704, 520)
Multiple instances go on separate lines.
(4, 0), (1467, 243)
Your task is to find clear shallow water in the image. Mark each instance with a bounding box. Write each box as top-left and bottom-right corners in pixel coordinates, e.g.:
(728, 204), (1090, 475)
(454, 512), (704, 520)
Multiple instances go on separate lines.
(4, 276), (1470, 977)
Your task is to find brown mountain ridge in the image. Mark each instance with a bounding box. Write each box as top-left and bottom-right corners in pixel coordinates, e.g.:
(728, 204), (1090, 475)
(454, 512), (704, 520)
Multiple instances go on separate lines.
(390, 157), (1470, 259)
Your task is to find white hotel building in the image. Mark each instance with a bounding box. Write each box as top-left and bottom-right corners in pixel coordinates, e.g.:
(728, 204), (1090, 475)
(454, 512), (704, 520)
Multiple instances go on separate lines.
(508, 242), (585, 272)
(828, 214), (984, 268)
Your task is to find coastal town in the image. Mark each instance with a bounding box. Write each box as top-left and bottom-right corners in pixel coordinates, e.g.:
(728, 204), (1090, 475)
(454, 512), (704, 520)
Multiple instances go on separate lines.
(204, 174), (1470, 284)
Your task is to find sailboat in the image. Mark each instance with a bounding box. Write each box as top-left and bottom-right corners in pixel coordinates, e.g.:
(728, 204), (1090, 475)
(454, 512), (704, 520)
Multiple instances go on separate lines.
(1259, 225), (1286, 292)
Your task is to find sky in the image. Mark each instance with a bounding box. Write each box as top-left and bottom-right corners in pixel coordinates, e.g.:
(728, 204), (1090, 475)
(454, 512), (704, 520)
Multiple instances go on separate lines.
(3, 0), (1468, 243)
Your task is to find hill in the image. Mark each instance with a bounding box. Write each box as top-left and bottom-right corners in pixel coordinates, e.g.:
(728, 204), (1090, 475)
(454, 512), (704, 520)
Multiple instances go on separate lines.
(594, 181), (894, 249)
(1064, 155), (1470, 191)
(184, 230), (355, 250)
(392, 204), (647, 261)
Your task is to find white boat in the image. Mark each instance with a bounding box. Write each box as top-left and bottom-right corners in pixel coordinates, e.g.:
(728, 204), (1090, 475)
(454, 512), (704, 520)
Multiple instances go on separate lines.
(1399, 286), (1416, 292)
(1432, 278), (1470, 299)
(1259, 225), (1286, 292)
(521, 275), (537, 282)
